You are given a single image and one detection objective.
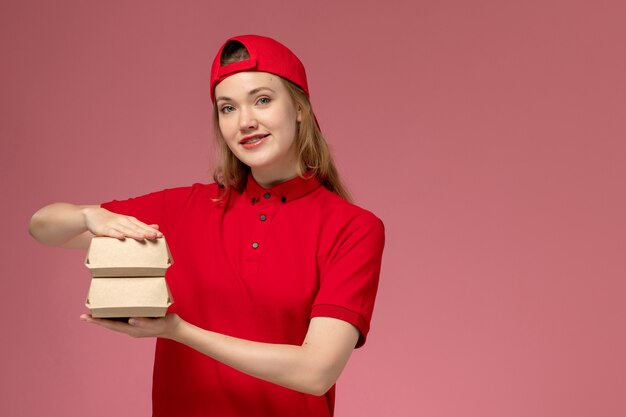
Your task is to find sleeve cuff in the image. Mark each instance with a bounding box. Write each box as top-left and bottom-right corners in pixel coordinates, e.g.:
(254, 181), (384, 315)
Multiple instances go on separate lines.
(311, 304), (370, 348)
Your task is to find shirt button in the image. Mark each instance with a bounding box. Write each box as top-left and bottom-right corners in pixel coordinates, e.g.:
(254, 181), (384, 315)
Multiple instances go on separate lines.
(263, 192), (271, 199)
(280, 196), (287, 203)
(260, 214), (267, 221)
(251, 242), (259, 249)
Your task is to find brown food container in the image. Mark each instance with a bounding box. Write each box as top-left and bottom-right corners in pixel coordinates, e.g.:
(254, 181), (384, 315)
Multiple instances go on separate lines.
(85, 237), (174, 318)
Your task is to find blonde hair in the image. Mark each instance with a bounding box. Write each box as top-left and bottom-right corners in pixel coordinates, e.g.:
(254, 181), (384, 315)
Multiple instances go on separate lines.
(211, 41), (351, 201)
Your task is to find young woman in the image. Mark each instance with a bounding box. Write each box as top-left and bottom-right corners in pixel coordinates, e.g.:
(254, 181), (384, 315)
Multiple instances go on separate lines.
(29, 34), (385, 417)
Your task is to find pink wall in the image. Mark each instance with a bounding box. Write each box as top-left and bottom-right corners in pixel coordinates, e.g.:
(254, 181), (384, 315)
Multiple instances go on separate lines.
(2, 0), (625, 416)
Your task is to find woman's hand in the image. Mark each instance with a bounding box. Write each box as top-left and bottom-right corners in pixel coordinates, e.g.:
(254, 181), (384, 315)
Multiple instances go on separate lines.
(29, 203), (162, 248)
(80, 313), (182, 339)
(82, 206), (162, 241)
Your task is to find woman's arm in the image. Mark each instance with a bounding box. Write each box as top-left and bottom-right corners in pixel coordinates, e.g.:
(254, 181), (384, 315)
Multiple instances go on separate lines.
(29, 203), (163, 248)
(81, 314), (359, 396)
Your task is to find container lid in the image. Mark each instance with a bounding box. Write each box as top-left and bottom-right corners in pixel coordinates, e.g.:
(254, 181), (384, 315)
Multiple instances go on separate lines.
(85, 237), (172, 277)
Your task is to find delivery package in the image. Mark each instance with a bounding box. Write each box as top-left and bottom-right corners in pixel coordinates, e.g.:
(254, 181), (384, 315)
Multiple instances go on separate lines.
(85, 237), (174, 318)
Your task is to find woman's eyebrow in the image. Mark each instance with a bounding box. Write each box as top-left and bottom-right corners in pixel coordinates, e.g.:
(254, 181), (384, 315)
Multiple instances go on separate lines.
(248, 87), (275, 95)
(216, 87), (276, 103)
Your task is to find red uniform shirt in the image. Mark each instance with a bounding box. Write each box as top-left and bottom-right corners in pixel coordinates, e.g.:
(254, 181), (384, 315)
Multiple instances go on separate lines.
(101, 174), (385, 417)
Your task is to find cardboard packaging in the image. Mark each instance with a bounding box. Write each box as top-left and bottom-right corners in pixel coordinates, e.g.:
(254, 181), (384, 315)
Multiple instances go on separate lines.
(85, 237), (174, 318)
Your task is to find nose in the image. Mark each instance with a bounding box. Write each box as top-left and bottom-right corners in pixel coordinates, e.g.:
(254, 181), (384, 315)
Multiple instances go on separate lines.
(239, 107), (258, 131)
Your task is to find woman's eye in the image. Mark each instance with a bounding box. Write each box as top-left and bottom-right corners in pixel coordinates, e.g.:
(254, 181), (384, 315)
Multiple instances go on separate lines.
(221, 105), (235, 114)
(257, 97), (271, 105)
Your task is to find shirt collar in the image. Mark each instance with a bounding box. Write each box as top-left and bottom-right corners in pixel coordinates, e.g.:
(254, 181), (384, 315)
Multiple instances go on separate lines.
(245, 172), (321, 205)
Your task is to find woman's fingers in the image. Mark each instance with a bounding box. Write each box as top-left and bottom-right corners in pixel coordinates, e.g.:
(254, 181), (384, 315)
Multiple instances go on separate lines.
(80, 314), (179, 339)
(113, 223), (153, 240)
(103, 227), (127, 240)
(126, 218), (163, 239)
(84, 207), (163, 240)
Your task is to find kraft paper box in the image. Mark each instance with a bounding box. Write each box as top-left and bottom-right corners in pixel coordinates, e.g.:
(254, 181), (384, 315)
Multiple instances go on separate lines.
(85, 237), (174, 318)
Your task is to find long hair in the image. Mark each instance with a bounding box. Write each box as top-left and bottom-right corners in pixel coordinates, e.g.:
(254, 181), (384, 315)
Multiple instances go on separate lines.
(211, 41), (351, 201)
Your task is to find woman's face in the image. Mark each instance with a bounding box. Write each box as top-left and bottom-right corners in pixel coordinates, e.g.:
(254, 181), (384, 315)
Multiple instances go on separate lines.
(215, 71), (302, 186)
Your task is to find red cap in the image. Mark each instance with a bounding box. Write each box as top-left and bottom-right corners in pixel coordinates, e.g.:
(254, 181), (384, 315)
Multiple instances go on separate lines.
(210, 34), (309, 101)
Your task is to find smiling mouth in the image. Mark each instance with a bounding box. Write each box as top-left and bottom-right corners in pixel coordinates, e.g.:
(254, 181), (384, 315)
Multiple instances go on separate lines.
(240, 134), (270, 145)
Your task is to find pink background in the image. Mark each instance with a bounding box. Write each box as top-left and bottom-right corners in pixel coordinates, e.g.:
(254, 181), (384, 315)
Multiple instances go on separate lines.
(1, 0), (625, 416)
